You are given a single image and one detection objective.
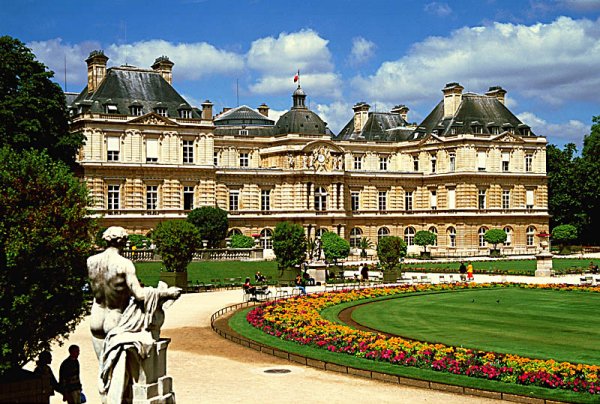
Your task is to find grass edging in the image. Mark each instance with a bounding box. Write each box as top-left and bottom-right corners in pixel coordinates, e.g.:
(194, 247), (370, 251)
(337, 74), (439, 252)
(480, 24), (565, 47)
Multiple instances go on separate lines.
(214, 298), (595, 404)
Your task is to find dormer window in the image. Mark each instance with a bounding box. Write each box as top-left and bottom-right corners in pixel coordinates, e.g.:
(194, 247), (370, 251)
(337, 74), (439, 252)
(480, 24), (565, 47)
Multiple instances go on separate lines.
(104, 104), (118, 114)
(179, 109), (192, 119)
(473, 125), (483, 134)
(155, 107), (168, 117)
(130, 106), (143, 116)
(489, 126), (500, 135)
(502, 123), (514, 134)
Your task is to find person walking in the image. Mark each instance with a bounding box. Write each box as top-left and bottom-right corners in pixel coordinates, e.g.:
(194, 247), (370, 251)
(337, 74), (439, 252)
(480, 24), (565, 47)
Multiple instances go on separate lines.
(459, 262), (467, 281)
(467, 262), (474, 281)
(34, 351), (59, 396)
(59, 345), (82, 404)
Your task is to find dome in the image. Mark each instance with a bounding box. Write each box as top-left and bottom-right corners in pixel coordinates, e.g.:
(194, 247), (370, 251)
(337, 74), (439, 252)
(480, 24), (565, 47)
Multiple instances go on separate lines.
(274, 109), (327, 135)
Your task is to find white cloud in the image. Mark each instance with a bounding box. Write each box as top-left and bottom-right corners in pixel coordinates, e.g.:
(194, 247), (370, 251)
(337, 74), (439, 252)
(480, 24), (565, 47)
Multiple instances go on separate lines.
(424, 2), (452, 16)
(348, 37), (376, 66)
(518, 112), (588, 146)
(249, 72), (342, 98)
(352, 16), (600, 108)
(316, 101), (353, 133)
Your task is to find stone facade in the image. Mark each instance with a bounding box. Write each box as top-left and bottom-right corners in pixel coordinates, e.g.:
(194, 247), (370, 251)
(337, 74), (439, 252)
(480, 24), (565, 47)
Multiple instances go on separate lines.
(70, 52), (549, 257)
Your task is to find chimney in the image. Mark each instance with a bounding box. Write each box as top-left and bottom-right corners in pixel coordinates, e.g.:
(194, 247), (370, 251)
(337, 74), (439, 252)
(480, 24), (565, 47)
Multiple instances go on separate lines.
(258, 103), (269, 117)
(442, 82), (464, 118)
(391, 104), (409, 121)
(152, 56), (175, 85)
(85, 50), (109, 94)
(485, 86), (507, 105)
(201, 100), (213, 120)
(352, 102), (370, 133)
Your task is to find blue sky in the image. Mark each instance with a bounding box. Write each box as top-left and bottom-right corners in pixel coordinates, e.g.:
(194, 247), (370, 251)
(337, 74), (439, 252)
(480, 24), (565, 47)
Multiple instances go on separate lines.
(2, 0), (600, 147)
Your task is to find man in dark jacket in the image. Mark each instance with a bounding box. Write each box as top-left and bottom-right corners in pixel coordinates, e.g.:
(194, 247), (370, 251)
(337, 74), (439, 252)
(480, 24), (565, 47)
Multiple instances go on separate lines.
(59, 345), (82, 404)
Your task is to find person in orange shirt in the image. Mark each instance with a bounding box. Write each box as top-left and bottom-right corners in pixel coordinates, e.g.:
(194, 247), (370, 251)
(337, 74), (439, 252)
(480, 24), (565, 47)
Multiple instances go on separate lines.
(467, 262), (474, 280)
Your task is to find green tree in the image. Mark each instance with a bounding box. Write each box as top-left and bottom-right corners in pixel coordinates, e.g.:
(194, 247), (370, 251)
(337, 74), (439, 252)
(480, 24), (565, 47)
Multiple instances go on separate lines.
(230, 234), (255, 249)
(484, 229), (507, 252)
(414, 230), (437, 254)
(128, 234), (151, 249)
(272, 222), (307, 269)
(359, 237), (373, 258)
(552, 224), (578, 254)
(0, 36), (84, 165)
(321, 231), (350, 264)
(376, 236), (407, 272)
(0, 147), (93, 375)
(186, 206), (228, 248)
(579, 116), (600, 244)
(153, 220), (201, 272)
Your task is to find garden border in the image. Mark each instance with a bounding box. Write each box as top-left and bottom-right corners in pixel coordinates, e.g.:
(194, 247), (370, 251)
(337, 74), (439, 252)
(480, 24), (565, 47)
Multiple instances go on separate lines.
(210, 299), (568, 404)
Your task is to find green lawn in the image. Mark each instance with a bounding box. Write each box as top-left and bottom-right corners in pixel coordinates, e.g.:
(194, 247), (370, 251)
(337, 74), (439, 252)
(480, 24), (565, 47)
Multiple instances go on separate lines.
(351, 288), (600, 365)
(402, 258), (592, 275)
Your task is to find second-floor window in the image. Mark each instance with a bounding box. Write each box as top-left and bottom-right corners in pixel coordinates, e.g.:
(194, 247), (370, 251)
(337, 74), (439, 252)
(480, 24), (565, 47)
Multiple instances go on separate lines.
(351, 191), (359, 212)
(261, 189), (271, 211)
(502, 152), (510, 172)
(183, 140), (194, 164)
(449, 153), (456, 172)
(477, 151), (487, 171)
(413, 155), (419, 171)
(378, 191), (387, 211)
(107, 137), (120, 161)
(214, 151), (219, 166)
(183, 186), (194, 210)
(146, 138), (158, 162)
(525, 154), (533, 172)
(430, 190), (437, 210)
(146, 185), (158, 210)
(526, 189), (535, 209)
(314, 187), (327, 211)
(107, 185), (120, 210)
(405, 191), (413, 211)
(478, 189), (486, 210)
(431, 155), (437, 173)
(502, 190), (511, 209)
(229, 190), (239, 211)
(353, 156), (362, 170)
(239, 152), (249, 167)
(379, 157), (388, 171)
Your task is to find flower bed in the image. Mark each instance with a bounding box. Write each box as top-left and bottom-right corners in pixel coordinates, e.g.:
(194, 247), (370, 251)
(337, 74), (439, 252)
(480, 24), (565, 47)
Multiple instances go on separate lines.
(246, 283), (600, 395)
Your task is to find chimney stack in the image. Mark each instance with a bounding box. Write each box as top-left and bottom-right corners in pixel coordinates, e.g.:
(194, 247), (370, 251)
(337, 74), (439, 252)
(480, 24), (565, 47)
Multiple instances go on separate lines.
(485, 86), (507, 105)
(201, 100), (213, 120)
(352, 102), (370, 133)
(85, 50), (109, 94)
(258, 103), (269, 117)
(442, 82), (464, 118)
(391, 104), (409, 121)
(152, 56), (175, 85)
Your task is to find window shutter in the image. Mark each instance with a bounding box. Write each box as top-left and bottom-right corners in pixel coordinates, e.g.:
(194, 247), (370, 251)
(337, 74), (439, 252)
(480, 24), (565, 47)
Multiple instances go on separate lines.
(502, 152), (510, 162)
(107, 136), (120, 151)
(526, 190), (534, 206)
(447, 189), (456, 209)
(477, 151), (486, 169)
(430, 191), (437, 207)
(146, 139), (158, 159)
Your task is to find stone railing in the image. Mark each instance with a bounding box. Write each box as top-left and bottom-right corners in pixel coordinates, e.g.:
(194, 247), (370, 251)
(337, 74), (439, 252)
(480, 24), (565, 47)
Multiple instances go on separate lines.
(120, 248), (263, 262)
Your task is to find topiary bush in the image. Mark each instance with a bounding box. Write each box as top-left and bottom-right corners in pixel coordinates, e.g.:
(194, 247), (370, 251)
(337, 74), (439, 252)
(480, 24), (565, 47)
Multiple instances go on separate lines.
(153, 220), (201, 272)
(230, 233), (255, 249)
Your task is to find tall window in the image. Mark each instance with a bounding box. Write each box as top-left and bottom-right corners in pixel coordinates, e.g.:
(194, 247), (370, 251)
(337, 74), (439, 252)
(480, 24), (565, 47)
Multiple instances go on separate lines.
(448, 226), (456, 247)
(182, 140), (193, 164)
(525, 154), (533, 172)
(447, 188), (456, 209)
(228, 228), (242, 237)
(449, 152), (456, 172)
(229, 190), (239, 211)
(107, 185), (120, 210)
(214, 151), (219, 166)
(431, 155), (437, 173)
(478, 227), (487, 247)
(504, 226), (512, 246)
(260, 228), (273, 249)
(351, 191), (359, 212)
(107, 137), (120, 161)
(353, 156), (362, 170)
(239, 152), (249, 167)
(429, 226), (438, 246)
(478, 189), (486, 210)
(477, 151), (487, 171)
(430, 190), (437, 210)
(378, 191), (387, 211)
(526, 226), (536, 246)
(413, 155), (419, 172)
(183, 186), (194, 210)
(155, 107), (168, 117)
(316, 228), (328, 238)
(502, 189), (510, 209)
(179, 109), (192, 119)
(350, 227), (363, 248)
(379, 156), (388, 171)
(261, 189), (271, 211)
(526, 189), (534, 209)
(377, 227), (390, 242)
(146, 185), (158, 210)
(146, 138), (158, 162)
(404, 191), (413, 211)
(130, 106), (143, 116)
(314, 187), (327, 211)
(502, 152), (510, 172)
(404, 227), (415, 246)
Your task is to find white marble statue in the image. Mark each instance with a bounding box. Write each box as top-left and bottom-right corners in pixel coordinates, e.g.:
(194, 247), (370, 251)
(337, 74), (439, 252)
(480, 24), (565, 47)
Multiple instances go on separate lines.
(88, 226), (181, 403)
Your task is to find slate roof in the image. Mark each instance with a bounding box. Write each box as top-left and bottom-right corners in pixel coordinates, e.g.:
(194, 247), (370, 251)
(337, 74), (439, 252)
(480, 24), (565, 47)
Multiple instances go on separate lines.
(214, 105), (274, 126)
(70, 66), (200, 118)
(415, 93), (535, 137)
(272, 85), (331, 136)
(336, 112), (416, 142)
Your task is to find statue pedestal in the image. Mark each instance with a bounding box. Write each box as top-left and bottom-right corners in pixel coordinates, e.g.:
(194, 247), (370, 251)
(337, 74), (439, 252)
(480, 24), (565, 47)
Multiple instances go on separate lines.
(131, 338), (176, 404)
(535, 252), (553, 277)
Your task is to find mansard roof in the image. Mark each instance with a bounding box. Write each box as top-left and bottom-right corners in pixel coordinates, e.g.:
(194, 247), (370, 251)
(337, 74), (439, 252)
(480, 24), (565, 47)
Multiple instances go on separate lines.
(214, 105), (274, 126)
(71, 66), (200, 118)
(336, 112), (416, 142)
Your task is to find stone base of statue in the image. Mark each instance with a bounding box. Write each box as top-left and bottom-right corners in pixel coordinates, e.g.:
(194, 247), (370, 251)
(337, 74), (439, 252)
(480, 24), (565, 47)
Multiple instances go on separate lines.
(535, 251), (553, 277)
(131, 338), (175, 404)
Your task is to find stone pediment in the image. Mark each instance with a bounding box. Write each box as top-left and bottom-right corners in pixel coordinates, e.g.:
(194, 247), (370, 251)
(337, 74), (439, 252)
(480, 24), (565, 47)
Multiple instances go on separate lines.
(417, 134), (444, 146)
(299, 141), (345, 171)
(129, 112), (177, 126)
(491, 132), (524, 143)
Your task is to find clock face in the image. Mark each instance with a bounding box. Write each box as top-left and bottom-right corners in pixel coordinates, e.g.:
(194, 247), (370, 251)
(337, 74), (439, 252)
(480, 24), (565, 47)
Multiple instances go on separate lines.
(317, 153), (325, 163)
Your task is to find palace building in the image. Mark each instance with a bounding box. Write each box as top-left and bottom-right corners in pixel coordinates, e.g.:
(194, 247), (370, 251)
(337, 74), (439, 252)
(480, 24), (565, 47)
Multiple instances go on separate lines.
(70, 51), (549, 257)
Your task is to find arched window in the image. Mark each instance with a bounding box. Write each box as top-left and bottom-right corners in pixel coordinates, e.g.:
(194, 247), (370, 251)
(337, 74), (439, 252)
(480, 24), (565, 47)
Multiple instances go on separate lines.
(447, 226), (456, 248)
(227, 228), (242, 237)
(428, 226), (438, 246)
(404, 226), (416, 246)
(314, 187), (327, 211)
(350, 227), (363, 248)
(478, 227), (488, 247)
(260, 228), (273, 249)
(316, 228), (328, 238)
(503, 226), (513, 246)
(526, 226), (536, 247)
(377, 227), (390, 242)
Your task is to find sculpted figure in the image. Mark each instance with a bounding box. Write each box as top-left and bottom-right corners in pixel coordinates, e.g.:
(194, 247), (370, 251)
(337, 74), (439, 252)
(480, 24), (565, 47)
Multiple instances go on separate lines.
(88, 226), (180, 403)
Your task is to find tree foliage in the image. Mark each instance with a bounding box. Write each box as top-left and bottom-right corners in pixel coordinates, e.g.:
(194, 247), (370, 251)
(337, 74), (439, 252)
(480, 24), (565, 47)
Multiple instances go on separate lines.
(0, 147), (93, 374)
(153, 220), (201, 272)
(484, 229), (507, 250)
(321, 231), (350, 263)
(0, 36), (84, 165)
(579, 116), (600, 244)
(186, 206), (229, 248)
(414, 230), (437, 253)
(230, 233), (255, 249)
(272, 222), (307, 269)
(552, 224), (578, 246)
(376, 236), (407, 272)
